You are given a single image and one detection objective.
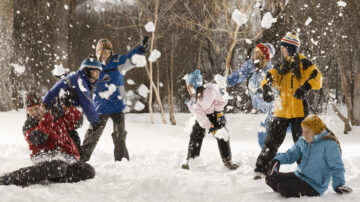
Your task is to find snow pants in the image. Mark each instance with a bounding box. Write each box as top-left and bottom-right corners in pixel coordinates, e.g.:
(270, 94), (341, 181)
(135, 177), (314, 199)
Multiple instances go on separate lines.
(266, 172), (319, 197)
(80, 113), (128, 162)
(0, 160), (95, 186)
(255, 117), (304, 173)
(186, 112), (232, 160)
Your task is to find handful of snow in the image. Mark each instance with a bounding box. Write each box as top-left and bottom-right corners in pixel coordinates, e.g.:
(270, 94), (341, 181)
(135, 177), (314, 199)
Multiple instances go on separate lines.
(145, 21), (155, 32)
(148, 49), (161, 63)
(131, 54), (147, 67)
(231, 9), (248, 26)
(261, 12), (277, 29)
(214, 74), (227, 89)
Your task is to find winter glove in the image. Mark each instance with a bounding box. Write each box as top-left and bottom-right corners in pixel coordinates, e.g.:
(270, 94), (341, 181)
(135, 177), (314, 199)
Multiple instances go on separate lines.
(267, 159), (280, 175)
(335, 186), (353, 194)
(263, 84), (275, 103)
(294, 82), (311, 100)
(140, 36), (150, 53)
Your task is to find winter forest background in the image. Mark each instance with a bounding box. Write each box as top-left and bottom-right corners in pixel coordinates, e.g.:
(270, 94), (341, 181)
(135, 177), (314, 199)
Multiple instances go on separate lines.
(0, 0), (359, 132)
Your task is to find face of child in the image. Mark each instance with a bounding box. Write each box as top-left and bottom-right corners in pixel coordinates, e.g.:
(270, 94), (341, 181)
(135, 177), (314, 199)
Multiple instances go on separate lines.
(186, 83), (196, 96)
(99, 49), (112, 65)
(253, 48), (268, 69)
(302, 126), (316, 143)
(281, 46), (289, 58)
(89, 70), (100, 83)
(27, 104), (46, 121)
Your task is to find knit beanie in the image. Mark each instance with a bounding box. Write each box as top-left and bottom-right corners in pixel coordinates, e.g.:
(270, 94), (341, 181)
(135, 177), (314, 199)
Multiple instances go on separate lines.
(186, 70), (203, 89)
(25, 91), (42, 108)
(96, 38), (113, 59)
(255, 43), (275, 61)
(301, 115), (326, 134)
(280, 32), (301, 56)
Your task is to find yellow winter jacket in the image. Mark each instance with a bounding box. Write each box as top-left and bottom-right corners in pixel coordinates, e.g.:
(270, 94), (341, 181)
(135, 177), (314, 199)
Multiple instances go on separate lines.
(261, 54), (322, 118)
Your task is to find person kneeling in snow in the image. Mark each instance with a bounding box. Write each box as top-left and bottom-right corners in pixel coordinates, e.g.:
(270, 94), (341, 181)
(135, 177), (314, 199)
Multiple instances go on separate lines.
(80, 37), (149, 162)
(181, 70), (239, 170)
(227, 43), (275, 148)
(0, 92), (95, 186)
(265, 115), (352, 197)
(43, 56), (102, 151)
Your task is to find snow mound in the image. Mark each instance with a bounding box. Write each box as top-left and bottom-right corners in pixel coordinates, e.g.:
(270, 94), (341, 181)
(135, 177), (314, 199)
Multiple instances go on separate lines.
(134, 101), (145, 111)
(10, 63), (26, 74)
(145, 21), (155, 32)
(137, 84), (150, 98)
(231, 9), (248, 26)
(148, 49), (161, 63)
(261, 12), (277, 29)
(131, 54), (147, 67)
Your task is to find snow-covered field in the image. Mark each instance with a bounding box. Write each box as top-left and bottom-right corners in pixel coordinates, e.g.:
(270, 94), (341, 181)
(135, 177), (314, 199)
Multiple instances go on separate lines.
(0, 110), (359, 202)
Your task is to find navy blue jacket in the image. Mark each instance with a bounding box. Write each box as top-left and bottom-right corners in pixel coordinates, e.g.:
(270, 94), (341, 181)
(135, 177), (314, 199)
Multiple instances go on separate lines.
(93, 46), (144, 114)
(275, 130), (345, 195)
(43, 70), (99, 124)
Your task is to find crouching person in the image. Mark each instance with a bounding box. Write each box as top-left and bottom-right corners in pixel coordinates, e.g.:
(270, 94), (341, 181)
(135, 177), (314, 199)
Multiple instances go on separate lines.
(265, 115), (352, 197)
(0, 92), (95, 186)
(181, 70), (238, 170)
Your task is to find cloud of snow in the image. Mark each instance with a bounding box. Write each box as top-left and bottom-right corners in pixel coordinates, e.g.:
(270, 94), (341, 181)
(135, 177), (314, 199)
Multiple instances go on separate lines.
(77, 78), (88, 92)
(131, 54), (147, 67)
(337, 1), (347, 7)
(145, 21), (155, 32)
(305, 17), (312, 26)
(52, 64), (69, 76)
(231, 9), (248, 26)
(148, 49), (161, 63)
(137, 84), (150, 98)
(134, 101), (145, 111)
(261, 12), (277, 29)
(99, 84), (117, 99)
(10, 63), (25, 74)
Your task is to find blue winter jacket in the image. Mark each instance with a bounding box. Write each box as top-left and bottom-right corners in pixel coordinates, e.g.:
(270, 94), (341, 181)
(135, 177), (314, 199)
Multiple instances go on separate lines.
(227, 60), (272, 113)
(93, 46), (144, 114)
(274, 130), (345, 195)
(43, 70), (99, 124)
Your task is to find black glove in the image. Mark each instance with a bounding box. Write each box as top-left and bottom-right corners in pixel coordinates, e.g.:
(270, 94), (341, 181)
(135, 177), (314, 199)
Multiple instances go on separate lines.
(45, 103), (64, 122)
(140, 36), (150, 53)
(335, 186), (353, 194)
(263, 84), (275, 103)
(267, 159), (280, 175)
(294, 82), (311, 100)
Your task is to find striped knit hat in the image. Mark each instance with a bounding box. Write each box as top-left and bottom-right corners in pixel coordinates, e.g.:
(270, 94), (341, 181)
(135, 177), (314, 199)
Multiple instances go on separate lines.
(96, 38), (113, 59)
(280, 32), (301, 56)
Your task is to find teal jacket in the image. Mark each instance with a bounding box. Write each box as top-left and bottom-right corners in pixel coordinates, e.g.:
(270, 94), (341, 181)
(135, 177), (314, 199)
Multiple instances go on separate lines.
(274, 130), (345, 195)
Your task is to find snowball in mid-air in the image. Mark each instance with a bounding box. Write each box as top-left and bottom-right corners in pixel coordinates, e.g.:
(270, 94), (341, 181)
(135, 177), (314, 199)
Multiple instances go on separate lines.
(231, 9), (248, 26)
(52, 64), (69, 76)
(305, 17), (312, 26)
(99, 84), (117, 99)
(131, 54), (147, 67)
(214, 74), (227, 89)
(261, 12), (277, 29)
(10, 63), (25, 74)
(137, 84), (150, 98)
(337, 1), (347, 7)
(127, 79), (135, 85)
(145, 21), (155, 32)
(148, 49), (161, 62)
(134, 101), (145, 111)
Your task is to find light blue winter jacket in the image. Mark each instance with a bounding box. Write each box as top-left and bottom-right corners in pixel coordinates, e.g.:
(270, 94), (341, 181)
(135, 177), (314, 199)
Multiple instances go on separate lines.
(274, 130), (345, 195)
(227, 59), (272, 113)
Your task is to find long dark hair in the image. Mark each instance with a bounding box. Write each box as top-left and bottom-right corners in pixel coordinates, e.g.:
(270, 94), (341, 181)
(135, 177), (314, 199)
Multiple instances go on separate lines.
(185, 83), (206, 103)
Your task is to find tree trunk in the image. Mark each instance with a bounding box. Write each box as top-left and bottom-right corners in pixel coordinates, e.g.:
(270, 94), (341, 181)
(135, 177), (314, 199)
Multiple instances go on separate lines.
(352, 70), (360, 125)
(225, 24), (240, 77)
(168, 32), (176, 125)
(0, 0), (15, 111)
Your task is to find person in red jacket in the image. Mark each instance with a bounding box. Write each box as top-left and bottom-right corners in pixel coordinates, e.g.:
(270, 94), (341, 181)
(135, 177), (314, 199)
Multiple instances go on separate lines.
(0, 92), (95, 186)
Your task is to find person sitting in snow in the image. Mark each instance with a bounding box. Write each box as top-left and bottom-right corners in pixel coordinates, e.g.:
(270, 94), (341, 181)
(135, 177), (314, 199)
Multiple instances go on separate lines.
(80, 37), (149, 162)
(265, 115), (352, 197)
(253, 32), (323, 179)
(227, 43), (275, 148)
(43, 56), (102, 151)
(181, 70), (239, 170)
(0, 92), (95, 186)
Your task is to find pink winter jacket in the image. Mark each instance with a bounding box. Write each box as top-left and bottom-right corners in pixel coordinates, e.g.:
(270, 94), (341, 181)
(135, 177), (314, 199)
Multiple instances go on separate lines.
(186, 83), (228, 130)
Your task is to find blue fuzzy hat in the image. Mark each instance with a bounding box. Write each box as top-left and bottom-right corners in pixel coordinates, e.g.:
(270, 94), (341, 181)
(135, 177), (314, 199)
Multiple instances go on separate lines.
(80, 57), (102, 71)
(186, 70), (203, 89)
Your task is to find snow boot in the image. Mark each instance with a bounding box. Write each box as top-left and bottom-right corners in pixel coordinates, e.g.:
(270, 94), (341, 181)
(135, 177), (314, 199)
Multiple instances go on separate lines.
(181, 159), (190, 170)
(222, 157), (239, 170)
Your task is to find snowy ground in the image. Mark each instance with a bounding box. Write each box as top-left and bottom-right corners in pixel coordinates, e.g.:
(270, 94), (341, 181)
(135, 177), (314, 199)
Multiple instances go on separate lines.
(0, 110), (359, 202)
